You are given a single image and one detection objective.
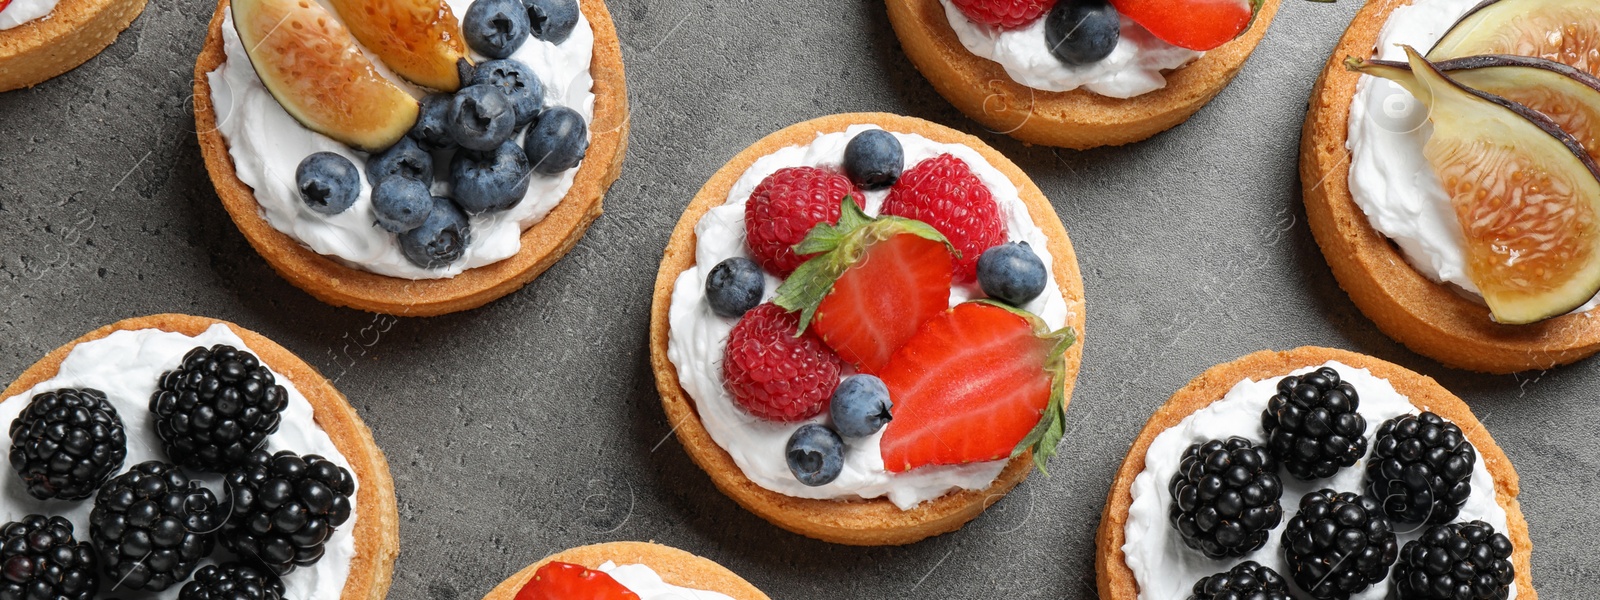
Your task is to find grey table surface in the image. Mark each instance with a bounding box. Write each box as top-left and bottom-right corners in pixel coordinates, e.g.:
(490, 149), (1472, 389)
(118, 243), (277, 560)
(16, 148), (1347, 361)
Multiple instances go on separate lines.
(2, 0), (1597, 598)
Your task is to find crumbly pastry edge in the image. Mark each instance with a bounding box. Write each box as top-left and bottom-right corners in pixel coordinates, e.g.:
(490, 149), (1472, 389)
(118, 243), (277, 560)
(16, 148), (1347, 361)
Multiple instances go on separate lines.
(0, 0), (148, 91)
(481, 541), (771, 600)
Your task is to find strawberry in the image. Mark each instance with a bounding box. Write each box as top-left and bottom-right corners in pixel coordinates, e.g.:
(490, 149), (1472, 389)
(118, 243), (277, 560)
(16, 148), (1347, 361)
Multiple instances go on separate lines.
(775, 199), (955, 374)
(744, 166), (860, 277)
(951, 0), (1055, 29)
(0, 0), (11, 12)
(878, 301), (1076, 473)
(723, 303), (844, 421)
(1112, 0), (1261, 51)
(882, 154), (1006, 282)
(515, 562), (640, 600)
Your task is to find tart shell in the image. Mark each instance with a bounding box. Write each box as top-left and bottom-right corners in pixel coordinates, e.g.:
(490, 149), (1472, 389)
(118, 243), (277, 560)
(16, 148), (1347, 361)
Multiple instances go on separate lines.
(1300, 0), (1600, 373)
(0, 0), (147, 91)
(648, 112), (1087, 546)
(1094, 346), (1535, 599)
(1, 313), (400, 600)
(191, 0), (629, 317)
(885, 0), (1279, 149)
(482, 541), (770, 600)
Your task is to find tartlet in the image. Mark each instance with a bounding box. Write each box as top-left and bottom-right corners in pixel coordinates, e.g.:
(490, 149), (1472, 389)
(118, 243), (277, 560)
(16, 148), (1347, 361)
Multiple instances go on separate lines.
(1300, 0), (1600, 373)
(648, 112), (1087, 546)
(482, 541), (769, 600)
(191, 0), (629, 317)
(0, 0), (146, 91)
(1095, 346), (1535, 599)
(1, 313), (399, 600)
(885, 0), (1281, 149)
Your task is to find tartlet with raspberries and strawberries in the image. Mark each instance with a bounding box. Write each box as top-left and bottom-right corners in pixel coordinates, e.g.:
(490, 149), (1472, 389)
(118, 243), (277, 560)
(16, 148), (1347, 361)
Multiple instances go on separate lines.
(0, 314), (398, 599)
(0, 0), (146, 91)
(194, 0), (627, 316)
(1097, 347), (1534, 600)
(650, 112), (1086, 545)
(886, 0), (1280, 149)
(483, 541), (770, 600)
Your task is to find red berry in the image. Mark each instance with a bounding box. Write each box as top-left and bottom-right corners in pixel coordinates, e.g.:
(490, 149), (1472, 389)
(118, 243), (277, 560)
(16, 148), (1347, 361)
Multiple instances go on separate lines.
(951, 0), (1055, 29)
(1112, 0), (1255, 51)
(883, 154), (1006, 282)
(744, 167), (859, 277)
(723, 303), (844, 421)
(516, 562), (640, 600)
(812, 233), (954, 373)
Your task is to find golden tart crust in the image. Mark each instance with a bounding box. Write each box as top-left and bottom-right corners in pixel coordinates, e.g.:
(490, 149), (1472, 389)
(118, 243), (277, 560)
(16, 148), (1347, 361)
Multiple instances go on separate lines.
(0, 0), (146, 91)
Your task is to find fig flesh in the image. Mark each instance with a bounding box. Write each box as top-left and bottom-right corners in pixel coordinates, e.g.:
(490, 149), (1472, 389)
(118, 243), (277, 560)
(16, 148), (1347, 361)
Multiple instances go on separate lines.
(327, 0), (471, 91)
(1354, 47), (1600, 324)
(1428, 0), (1600, 76)
(233, 0), (419, 152)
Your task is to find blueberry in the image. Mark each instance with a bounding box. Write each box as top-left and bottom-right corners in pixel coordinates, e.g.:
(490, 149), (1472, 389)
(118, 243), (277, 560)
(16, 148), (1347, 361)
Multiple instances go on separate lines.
(785, 424), (844, 487)
(399, 198), (471, 269)
(523, 105), (588, 174)
(843, 129), (903, 190)
(829, 375), (893, 438)
(523, 0), (579, 44)
(367, 136), (433, 183)
(462, 0), (530, 59)
(471, 59), (545, 128)
(705, 257), (764, 318)
(977, 242), (1049, 306)
(408, 93), (457, 151)
(295, 152), (360, 215)
(450, 140), (532, 214)
(1044, 0), (1120, 66)
(448, 84), (518, 152)
(370, 177), (435, 233)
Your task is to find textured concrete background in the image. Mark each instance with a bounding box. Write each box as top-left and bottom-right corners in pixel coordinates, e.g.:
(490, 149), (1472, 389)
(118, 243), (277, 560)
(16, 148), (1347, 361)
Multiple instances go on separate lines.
(2, 0), (1597, 598)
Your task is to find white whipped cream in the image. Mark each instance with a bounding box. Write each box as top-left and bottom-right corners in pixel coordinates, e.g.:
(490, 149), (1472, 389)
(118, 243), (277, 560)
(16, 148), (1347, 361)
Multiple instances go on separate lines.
(666, 124), (1073, 510)
(1122, 362), (1513, 600)
(0, 324), (359, 599)
(207, 0), (596, 279)
(0, 0), (58, 30)
(940, 0), (1200, 97)
(597, 561), (736, 600)
(1347, 0), (1600, 313)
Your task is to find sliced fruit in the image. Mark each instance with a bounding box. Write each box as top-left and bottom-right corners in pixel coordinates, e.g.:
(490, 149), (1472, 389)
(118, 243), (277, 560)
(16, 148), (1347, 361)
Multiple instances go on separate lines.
(233, 0), (419, 152)
(878, 301), (1075, 473)
(774, 198), (955, 374)
(327, 0), (472, 91)
(1109, 0), (1261, 52)
(516, 562), (640, 600)
(0, 0), (12, 12)
(1428, 0), (1600, 77)
(1350, 54), (1600, 163)
(1356, 47), (1600, 324)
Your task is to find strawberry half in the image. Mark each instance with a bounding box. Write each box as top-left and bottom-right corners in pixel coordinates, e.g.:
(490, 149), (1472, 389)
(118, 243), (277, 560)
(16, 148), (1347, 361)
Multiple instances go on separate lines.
(878, 301), (1075, 473)
(1111, 0), (1262, 51)
(0, 0), (11, 12)
(516, 562), (640, 600)
(775, 198), (955, 374)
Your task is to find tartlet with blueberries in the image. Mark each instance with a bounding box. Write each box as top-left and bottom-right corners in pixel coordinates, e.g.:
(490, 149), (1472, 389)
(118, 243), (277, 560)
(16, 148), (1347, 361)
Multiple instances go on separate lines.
(482, 541), (770, 600)
(1096, 347), (1534, 600)
(0, 314), (398, 599)
(193, 0), (627, 316)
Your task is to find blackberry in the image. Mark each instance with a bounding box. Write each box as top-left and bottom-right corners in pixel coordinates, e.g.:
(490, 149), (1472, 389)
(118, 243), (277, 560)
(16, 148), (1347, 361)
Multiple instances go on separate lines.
(179, 563), (285, 600)
(8, 388), (127, 501)
(1393, 521), (1515, 600)
(1168, 437), (1284, 559)
(1281, 490), (1397, 599)
(221, 450), (354, 575)
(150, 345), (288, 472)
(0, 515), (98, 600)
(1262, 367), (1368, 480)
(89, 461), (221, 592)
(1188, 561), (1292, 600)
(1367, 412), (1476, 525)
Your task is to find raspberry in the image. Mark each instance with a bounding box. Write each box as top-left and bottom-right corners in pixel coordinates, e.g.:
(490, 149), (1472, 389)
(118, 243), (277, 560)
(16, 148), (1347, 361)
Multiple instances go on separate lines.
(744, 167), (859, 277)
(951, 0), (1055, 29)
(722, 303), (843, 421)
(883, 154), (1006, 282)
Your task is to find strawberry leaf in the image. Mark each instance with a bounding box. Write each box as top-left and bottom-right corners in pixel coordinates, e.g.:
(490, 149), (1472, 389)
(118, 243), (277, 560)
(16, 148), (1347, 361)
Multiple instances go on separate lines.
(975, 300), (1077, 475)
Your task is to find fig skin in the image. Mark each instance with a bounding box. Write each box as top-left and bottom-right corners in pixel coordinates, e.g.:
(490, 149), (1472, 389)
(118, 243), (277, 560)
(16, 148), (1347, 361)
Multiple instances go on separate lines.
(1428, 0), (1600, 76)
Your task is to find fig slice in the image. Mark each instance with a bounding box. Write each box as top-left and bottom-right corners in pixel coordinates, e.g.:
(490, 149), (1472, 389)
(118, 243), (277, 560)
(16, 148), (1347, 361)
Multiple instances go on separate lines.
(1349, 54), (1600, 163)
(327, 0), (470, 91)
(233, 0), (419, 152)
(1354, 46), (1600, 324)
(1428, 0), (1600, 77)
